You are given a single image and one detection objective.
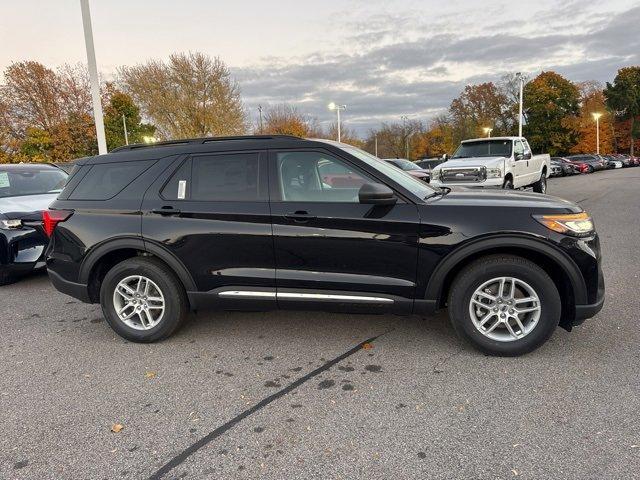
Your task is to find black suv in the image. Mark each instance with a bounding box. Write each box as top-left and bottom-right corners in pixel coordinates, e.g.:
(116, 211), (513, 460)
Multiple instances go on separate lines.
(45, 136), (604, 356)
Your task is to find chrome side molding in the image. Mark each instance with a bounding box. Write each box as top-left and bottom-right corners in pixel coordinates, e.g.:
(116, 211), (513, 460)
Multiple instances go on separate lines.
(218, 290), (393, 303)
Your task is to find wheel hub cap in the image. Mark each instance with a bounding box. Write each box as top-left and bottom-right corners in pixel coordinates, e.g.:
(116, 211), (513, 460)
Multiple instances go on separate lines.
(469, 276), (541, 342)
(113, 275), (165, 330)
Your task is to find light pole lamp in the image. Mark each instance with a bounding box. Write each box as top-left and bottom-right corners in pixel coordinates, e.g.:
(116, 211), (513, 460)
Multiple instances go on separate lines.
(328, 102), (346, 142)
(592, 112), (602, 154)
(483, 127), (493, 138)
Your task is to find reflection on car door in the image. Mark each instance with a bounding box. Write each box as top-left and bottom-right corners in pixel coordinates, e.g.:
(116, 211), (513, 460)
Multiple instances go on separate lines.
(268, 149), (420, 313)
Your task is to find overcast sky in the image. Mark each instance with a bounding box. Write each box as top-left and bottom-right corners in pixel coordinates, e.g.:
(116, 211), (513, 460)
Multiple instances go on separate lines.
(1, 0), (639, 133)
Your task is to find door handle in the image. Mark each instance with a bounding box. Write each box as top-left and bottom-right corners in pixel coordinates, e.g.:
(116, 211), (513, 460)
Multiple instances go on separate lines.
(284, 211), (316, 222)
(152, 207), (181, 216)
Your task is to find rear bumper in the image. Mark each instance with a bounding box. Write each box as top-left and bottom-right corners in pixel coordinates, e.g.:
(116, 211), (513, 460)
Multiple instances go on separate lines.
(47, 269), (91, 303)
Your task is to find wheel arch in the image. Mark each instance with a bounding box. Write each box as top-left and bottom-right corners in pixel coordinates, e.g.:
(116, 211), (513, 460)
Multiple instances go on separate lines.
(79, 237), (196, 303)
(425, 234), (587, 329)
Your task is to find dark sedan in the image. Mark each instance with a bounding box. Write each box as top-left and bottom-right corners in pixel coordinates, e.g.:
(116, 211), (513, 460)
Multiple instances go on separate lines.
(550, 157), (581, 177)
(383, 158), (430, 182)
(0, 164), (68, 285)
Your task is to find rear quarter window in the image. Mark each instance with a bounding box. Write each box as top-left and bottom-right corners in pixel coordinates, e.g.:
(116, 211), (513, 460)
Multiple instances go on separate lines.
(69, 160), (155, 200)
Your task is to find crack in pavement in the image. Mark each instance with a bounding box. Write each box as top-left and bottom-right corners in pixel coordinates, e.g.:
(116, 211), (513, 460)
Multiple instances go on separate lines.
(148, 330), (394, 479)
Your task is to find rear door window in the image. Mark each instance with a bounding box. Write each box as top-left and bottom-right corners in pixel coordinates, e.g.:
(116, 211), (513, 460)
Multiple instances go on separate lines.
(190, 152), (264, 201)
(69, 160), (155, 200)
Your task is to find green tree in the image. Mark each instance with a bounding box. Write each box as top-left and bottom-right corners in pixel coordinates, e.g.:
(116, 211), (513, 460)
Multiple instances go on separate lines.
(103, 85), (155, 150)
(523, 71), (580, 155)
(604, 66), (640, 156)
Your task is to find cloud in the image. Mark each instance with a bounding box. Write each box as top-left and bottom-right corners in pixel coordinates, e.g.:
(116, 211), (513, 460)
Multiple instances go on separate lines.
(234, 4), (640, 134)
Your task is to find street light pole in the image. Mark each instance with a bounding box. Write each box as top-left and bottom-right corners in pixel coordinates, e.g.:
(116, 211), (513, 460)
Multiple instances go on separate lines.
(80, 0), (107, 155)
(374, 134), (378, 157)
(592, 112), (602, 154)
(328, 103), (346, 142)
(122, 114), (129, 145)
(516, 72), (524, 138)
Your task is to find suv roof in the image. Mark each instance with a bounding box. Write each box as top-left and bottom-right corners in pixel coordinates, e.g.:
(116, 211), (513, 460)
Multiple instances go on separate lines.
(78, 135), (329, 165)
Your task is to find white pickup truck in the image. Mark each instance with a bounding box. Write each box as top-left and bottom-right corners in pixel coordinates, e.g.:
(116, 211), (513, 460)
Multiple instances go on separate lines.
(429, 137), (551, 193)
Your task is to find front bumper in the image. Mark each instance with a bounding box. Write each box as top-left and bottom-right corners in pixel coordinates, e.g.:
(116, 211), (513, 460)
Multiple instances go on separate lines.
(430, 177), (504, 189)
(1, 226), (48, 278)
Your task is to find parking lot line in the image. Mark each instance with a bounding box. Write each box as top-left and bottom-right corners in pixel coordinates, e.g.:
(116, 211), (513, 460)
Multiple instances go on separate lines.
(149, 331), (391, 479)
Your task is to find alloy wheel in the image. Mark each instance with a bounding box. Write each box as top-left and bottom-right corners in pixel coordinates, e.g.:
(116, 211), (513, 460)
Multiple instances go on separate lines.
(468, 276), (541, 342)
(112, 275), (165, 330)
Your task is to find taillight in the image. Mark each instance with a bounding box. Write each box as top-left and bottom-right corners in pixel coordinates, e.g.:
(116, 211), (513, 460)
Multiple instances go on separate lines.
(42, 209), (73, 237)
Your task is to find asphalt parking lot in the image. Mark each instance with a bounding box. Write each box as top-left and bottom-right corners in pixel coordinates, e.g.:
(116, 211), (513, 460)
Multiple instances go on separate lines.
(1, 168), (639, 480)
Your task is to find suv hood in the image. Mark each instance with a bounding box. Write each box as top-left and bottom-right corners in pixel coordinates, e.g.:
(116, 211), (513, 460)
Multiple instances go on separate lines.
(435, 157), (506, 170)
(430, 188), (581, 213)
(0, 193), (58, 218)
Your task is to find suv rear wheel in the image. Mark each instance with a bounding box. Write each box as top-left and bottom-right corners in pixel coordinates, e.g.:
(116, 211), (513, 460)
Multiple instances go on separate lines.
(448, 255), (560, 356)
(100, 257), (187, 342)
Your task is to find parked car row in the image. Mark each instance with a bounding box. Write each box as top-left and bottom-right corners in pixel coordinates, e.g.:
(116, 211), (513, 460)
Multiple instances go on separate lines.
(550, 153), (639, 177)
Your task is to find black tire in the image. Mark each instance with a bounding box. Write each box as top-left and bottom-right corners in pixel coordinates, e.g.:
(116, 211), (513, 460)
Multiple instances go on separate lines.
(532, 172), (547, 193)
(447, 255), (561, 356)
(0, 271), (16, 286)
(502, 177), (514, 189)
(99, 257), (188, 342)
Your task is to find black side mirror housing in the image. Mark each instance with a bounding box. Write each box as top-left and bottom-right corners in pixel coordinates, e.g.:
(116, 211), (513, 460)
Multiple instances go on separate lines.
(358, 182), (397, 205)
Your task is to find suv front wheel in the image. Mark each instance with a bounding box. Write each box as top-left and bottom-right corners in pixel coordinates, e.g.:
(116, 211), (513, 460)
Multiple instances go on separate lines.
(100, 257), (187, 342)
(448, 255), (561, 356)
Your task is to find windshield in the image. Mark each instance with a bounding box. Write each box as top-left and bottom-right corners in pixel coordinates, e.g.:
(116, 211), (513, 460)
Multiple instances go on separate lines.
(388, 159), (421, 171)
(452, 140), (512, 159)
(340, 146), (436, 199)
(0, 168), (68, 199)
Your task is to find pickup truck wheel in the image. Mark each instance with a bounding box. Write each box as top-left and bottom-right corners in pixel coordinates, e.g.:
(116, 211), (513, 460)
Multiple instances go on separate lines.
(100, 257), (188, 343)
(447, 255), (560, 356)
(532, 173), (547, 193)
(502, 178), (514, 189)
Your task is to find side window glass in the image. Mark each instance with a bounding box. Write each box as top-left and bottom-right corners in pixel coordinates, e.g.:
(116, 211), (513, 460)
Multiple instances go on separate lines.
(69, 160), (155, 200)
(161, 158), (191, 200)
(191, 153), (262, 201)
(514, 141), (524, 156)
(277, 151), (370, 202)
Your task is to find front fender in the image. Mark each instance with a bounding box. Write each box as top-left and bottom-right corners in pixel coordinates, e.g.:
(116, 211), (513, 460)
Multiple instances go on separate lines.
(424, 233), (588, 306)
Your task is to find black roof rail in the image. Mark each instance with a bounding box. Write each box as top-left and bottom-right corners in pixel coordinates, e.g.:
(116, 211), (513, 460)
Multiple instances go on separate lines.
(110, 135), (302, 153)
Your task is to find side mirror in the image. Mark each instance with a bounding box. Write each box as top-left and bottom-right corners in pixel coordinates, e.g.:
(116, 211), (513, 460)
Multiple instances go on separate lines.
(358, 182), (397, 205)
(442, 153), (449, 161)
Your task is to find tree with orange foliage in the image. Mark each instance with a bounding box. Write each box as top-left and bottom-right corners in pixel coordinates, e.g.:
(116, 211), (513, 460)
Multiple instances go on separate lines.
(260, 104), (322, 138)
(568, 82), (614, 154)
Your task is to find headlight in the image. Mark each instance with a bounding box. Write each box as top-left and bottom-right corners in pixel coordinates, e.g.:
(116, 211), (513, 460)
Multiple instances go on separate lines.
(533, 212), (594, 236)
(485, 168), (502, 178)
(0, 219), (22, 230)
